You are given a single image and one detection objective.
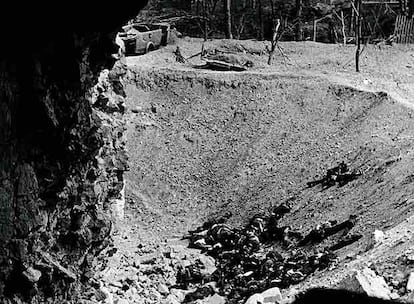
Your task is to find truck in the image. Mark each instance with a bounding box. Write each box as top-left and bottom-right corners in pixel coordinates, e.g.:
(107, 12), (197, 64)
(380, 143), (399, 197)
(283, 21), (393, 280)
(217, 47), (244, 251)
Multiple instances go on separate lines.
(119, 23), (170, 55)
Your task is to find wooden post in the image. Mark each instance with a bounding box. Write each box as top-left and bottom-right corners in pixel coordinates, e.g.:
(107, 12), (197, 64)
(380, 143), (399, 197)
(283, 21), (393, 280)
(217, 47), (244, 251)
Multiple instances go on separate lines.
(313, 18), (317, 42)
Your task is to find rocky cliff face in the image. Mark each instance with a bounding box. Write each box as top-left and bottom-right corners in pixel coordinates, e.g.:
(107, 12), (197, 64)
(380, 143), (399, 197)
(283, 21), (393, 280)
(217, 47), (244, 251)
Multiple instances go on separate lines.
(0, 3), (147, 302)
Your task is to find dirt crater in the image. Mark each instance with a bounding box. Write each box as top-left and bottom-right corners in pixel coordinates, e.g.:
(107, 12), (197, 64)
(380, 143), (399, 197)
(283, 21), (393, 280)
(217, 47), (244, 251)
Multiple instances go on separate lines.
(124, 69), (414, 258)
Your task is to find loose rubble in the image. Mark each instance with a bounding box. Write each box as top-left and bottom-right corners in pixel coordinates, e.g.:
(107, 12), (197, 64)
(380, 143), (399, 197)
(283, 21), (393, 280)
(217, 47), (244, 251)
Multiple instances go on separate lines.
(407, 273), (414, 292)
(86, 196), (367, 304)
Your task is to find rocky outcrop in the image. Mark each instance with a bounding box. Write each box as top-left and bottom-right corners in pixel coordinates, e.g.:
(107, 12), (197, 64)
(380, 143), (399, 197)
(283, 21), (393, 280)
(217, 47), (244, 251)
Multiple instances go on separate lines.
(338, 268), (394, 300)
(0, 3), (146, 303)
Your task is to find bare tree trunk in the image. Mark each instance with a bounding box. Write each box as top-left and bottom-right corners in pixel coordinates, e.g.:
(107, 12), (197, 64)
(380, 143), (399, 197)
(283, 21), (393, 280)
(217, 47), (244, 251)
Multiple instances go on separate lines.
(258, 0), (264, 40)
(355, 0), (362, 72)
(203, 0), (208, 41)
(268, 19), (280, 65)
(313, 17), (317, 41)
(224, 0), (233, 39)
(350, 5), (354, 34)
(341, 10), (347, 45)
(235, 14), (246, 39)
(296, 0), (303, 41)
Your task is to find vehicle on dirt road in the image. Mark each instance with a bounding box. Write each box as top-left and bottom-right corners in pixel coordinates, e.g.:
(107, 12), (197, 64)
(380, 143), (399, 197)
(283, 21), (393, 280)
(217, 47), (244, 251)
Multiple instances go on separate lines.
(119, 23), (170, 55)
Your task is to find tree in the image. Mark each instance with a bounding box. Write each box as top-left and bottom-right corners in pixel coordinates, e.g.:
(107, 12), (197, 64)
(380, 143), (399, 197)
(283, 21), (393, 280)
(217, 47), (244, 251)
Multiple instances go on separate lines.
(296, 0), (303, 41)
(225, 0), (233, 38)
(355, 0), (362, 72)
(268, 19), (281, 64)
(258, 0), (264, 40)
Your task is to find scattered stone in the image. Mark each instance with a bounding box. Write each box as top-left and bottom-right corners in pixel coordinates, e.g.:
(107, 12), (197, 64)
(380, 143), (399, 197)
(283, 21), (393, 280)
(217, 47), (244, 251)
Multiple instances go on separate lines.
(124, 286), (138, 300)
(164, 294), (181, 304)
(390, 292), (400, 300)
(151, 289), (163, 301)
(245, 293), (265, 304)
(198, 255), (217, 277)
(22, 267), (42, 283)
(280, 287), (300, 304)
(407, 272), (414, 292)
(206, 293), (226, 304)
(407, 254), (414, 263)
(374, 230), (385, 243)
(136, 253), (159, 265)
(96, 286), (113, 304)
(261, 287), (282, 303)
(110, 183), (125, 222)
(109, 281), (123, 288)
(41, 252), (77, 282)
(114, 266), (138, 283)
(158, 283), (169, 295)
(338, 267), (393, 300)
(131, 106), (142, 113)
(170, 288), (187, 302)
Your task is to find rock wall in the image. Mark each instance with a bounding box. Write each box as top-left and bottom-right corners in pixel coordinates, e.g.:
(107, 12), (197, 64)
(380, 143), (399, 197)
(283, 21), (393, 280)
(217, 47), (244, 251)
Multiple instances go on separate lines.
(0, 3), (146, 303)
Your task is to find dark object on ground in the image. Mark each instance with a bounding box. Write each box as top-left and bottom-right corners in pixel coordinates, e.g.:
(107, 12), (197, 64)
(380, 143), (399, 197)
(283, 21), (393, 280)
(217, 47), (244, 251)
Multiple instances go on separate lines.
(263, 203), (293, 242)
(189, 211), (232, 234)
(194, 60), (248, 72)
(183, 285), (215, 303)
(193, 52), (253, 71)
(207, 54), (242, 65)
(336, 171), (362, 187)
(292, 288), (402, 304)
(307, 161), (361, 189)
(185, 203), (339, 303)
(174, 46), (186, 63)
(272, 203), (291, 219)
(177, 259), (211, 287)
(373, 34), (396, 46)
(308, 250), (337, 272)
(298, 215), (358, 246)
(329, 233), (363, 251)
(324, 214), (357, 236)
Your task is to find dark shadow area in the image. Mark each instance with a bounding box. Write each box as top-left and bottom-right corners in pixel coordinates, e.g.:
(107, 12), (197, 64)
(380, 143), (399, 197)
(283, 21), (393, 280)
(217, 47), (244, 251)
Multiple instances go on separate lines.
(293, 288), (402, 304)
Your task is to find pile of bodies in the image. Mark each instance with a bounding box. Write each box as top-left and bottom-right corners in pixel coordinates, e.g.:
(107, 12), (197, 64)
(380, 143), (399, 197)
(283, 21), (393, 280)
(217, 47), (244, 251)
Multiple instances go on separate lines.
(178, 204), (362, 303)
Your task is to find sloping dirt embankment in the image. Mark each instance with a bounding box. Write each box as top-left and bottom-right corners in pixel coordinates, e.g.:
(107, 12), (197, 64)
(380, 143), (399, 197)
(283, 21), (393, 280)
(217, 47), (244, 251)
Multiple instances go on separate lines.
(124, 68), (414, 259)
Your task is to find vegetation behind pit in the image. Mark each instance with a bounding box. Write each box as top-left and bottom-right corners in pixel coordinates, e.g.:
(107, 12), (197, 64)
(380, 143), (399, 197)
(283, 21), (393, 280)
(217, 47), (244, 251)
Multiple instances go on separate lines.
(133, 0), (413, 43)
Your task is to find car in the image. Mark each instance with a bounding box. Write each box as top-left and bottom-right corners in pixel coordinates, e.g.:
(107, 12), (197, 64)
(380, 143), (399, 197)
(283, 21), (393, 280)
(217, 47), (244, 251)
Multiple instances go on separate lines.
(119, 23), (170, 55)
